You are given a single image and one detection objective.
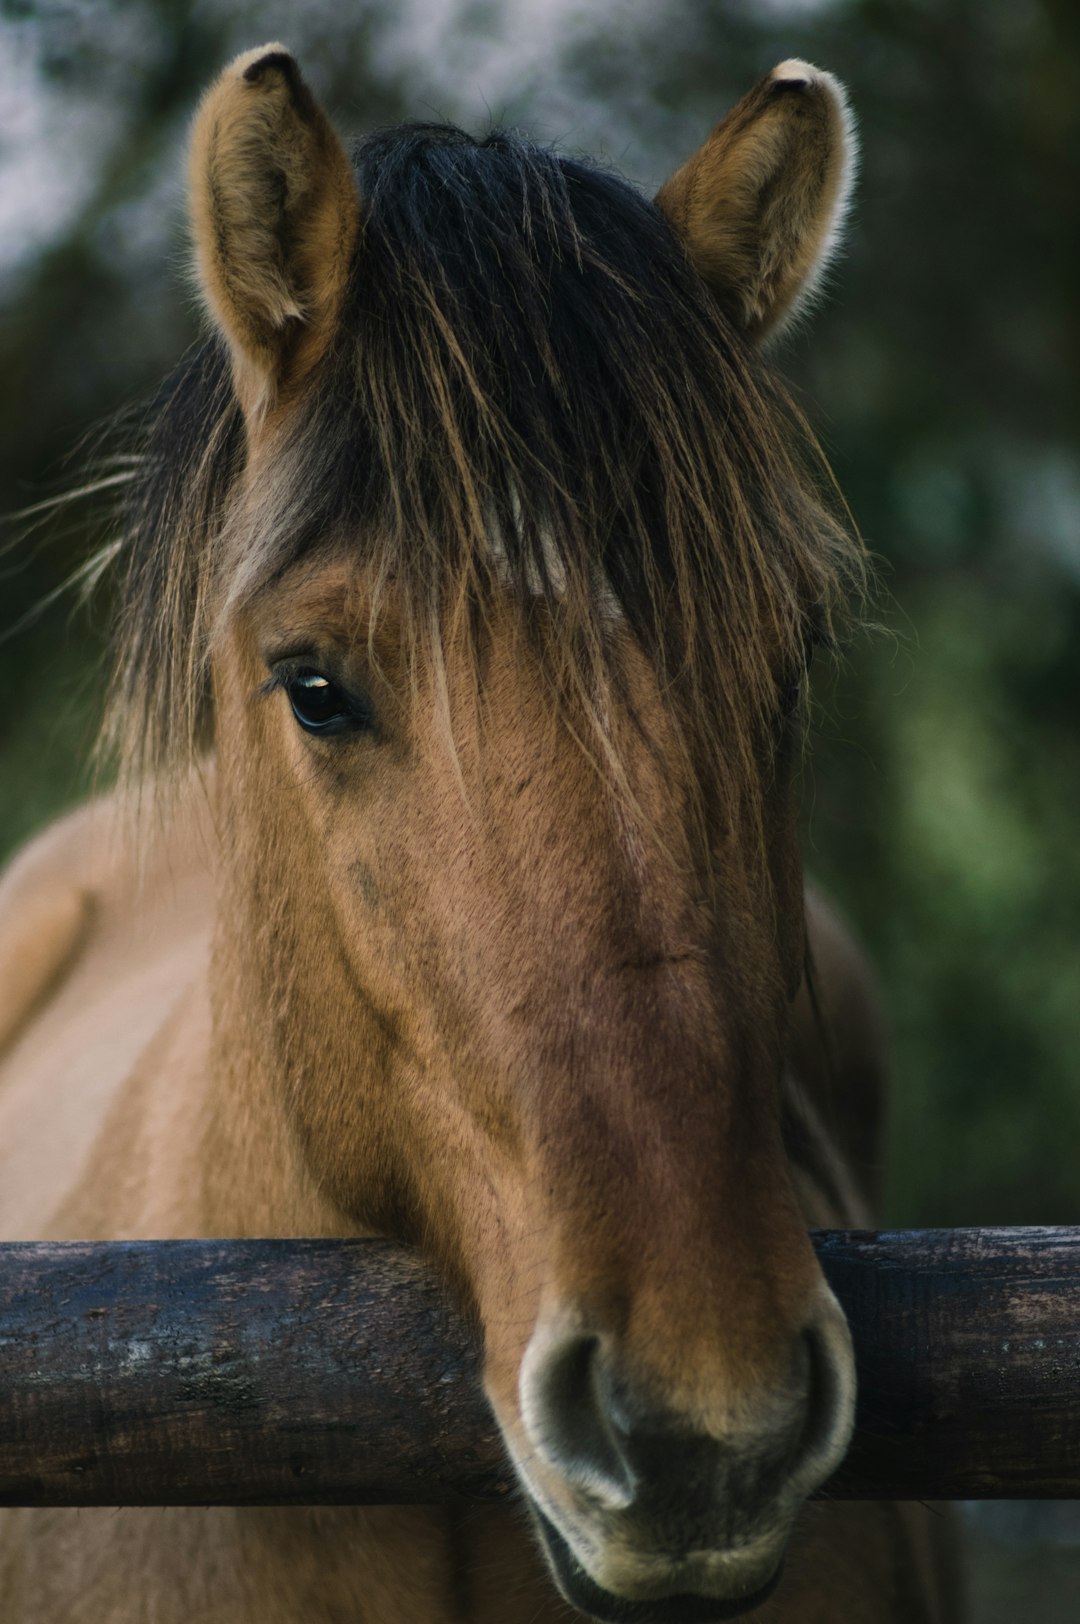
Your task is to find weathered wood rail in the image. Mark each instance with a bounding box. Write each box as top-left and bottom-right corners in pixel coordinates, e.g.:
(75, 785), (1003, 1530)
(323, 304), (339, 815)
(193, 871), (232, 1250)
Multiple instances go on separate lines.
(0, 1228), (1077, 1507)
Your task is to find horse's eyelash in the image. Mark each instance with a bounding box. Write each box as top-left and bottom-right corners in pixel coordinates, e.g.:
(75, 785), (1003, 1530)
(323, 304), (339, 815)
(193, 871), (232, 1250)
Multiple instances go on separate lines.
(259, 656), (324, 699)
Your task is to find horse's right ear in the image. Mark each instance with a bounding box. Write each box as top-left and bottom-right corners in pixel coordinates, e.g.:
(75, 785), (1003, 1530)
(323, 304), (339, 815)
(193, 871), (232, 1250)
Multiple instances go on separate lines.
(189, 45), (361, 415)
(656, 61), (856, 344)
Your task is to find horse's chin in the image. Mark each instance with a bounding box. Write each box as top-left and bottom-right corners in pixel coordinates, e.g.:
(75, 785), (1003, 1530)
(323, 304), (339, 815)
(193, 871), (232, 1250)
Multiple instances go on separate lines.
(530, 1506), (784, 1624)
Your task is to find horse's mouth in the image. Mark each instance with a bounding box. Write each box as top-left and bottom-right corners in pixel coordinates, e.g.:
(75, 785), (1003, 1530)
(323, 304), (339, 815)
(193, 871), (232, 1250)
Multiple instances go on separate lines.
(532, 1507), (784, 1624)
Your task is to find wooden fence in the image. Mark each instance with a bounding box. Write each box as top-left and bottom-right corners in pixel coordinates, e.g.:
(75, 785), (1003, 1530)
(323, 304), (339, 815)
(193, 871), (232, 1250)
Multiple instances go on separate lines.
(1, 1228), (1077, 1507)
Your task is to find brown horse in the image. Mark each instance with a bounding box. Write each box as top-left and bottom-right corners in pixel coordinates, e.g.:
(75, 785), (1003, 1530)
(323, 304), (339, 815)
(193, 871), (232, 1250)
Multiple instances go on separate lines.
(0, 46), (958, 1624)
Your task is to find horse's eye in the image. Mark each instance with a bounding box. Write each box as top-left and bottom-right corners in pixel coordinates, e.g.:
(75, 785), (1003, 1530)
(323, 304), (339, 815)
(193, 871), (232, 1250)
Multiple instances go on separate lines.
(285, 669), (368, 737)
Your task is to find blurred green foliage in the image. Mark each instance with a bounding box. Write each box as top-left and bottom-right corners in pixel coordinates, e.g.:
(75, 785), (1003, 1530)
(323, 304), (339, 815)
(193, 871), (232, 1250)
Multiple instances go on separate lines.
(1, 0), (1077, 1232)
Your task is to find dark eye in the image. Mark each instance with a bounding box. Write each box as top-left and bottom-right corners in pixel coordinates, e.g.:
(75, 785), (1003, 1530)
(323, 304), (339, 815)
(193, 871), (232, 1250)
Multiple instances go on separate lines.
(285, 669), (370, 737)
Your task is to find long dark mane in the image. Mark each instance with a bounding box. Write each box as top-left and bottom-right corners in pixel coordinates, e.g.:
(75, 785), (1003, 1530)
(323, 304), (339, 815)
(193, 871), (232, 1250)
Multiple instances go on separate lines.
(105, 122), (865, 836)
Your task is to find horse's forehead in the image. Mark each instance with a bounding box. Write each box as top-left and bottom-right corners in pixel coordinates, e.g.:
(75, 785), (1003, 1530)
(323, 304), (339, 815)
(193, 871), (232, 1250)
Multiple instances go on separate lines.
(487, 514), (623, 618)
(241, 555), (425, 660)
(246, 555), (375, 644)
(241, 515), (623, 652)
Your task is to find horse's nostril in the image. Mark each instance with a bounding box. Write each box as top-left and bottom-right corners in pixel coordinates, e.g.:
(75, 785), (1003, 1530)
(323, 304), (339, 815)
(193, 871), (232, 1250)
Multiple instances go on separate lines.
(788, 1298), (857, 1494)
(519, 1294), (855, 1535)
(520, 1329), (637, 1510)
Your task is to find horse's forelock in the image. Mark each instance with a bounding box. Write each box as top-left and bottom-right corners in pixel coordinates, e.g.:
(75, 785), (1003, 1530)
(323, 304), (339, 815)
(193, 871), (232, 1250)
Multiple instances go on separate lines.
(104, 122), (867, 848)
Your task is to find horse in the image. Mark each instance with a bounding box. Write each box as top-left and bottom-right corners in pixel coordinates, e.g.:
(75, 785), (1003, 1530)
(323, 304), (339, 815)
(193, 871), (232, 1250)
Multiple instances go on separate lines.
(0, 45), (960, 1623)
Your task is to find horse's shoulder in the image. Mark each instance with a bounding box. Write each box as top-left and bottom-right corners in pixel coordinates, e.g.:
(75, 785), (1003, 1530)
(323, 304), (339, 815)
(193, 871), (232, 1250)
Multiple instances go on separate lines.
(0, 780), (217, 1238)
(0, 799), (112, 1056)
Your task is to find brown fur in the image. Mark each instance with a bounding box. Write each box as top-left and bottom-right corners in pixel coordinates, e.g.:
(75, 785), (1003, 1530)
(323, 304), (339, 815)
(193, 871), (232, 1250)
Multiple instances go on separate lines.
(0, 781), (955, 1623)
(106, 69), (866, 844)
(188, 44), (361, 413)
(0, 48), (958, 1624)
(656, 62), (855, 342)
(0, 862), (94, 1055)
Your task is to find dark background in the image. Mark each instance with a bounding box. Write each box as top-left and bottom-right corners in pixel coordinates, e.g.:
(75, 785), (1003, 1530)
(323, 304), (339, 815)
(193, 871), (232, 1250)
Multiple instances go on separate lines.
(1, 2), (1077, 1613)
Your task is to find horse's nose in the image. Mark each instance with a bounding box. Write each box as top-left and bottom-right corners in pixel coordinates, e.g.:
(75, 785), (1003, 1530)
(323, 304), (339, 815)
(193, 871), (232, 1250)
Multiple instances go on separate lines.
(518, 1289), (855, 1531)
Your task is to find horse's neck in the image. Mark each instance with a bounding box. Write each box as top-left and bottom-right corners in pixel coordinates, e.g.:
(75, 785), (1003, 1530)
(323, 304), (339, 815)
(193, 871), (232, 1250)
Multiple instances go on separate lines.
(782, 1071), (873, 1230)
(782, 884), (886, 1231)
(25, 769), (350, 1243)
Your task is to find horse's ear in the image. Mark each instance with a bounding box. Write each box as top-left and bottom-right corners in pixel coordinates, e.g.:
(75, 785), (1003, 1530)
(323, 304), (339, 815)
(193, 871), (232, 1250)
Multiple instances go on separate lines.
(188, 45), (361, 413)
(656, 61), (855, 344)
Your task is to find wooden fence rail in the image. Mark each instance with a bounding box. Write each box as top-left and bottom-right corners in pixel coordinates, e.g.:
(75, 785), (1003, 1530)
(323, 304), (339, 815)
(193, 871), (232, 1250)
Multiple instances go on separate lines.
(1, 1228), (1078, 1507)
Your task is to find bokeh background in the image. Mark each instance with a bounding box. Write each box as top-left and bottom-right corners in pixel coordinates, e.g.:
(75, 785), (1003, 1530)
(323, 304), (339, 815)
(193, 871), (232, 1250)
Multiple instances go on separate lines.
(1, 0), (1077, 1616)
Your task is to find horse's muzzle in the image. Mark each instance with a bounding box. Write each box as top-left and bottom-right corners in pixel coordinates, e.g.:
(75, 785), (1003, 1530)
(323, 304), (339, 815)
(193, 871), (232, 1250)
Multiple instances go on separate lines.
(531, 1506), (784, 1623)
(506, 1284), (855, 1619)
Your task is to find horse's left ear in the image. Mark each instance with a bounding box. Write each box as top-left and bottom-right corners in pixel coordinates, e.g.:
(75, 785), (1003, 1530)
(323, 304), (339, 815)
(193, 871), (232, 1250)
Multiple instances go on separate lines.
(656, 61), (856, 344)
(188, 45), (361, 413)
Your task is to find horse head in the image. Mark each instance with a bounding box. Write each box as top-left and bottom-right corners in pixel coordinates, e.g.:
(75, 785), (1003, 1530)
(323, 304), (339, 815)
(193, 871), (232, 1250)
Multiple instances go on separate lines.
(117, 46), (864, 1620)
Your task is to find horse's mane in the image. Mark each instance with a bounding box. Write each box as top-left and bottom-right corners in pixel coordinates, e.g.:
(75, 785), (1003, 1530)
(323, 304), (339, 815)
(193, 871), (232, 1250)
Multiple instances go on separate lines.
(104, 122), (866, 841)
